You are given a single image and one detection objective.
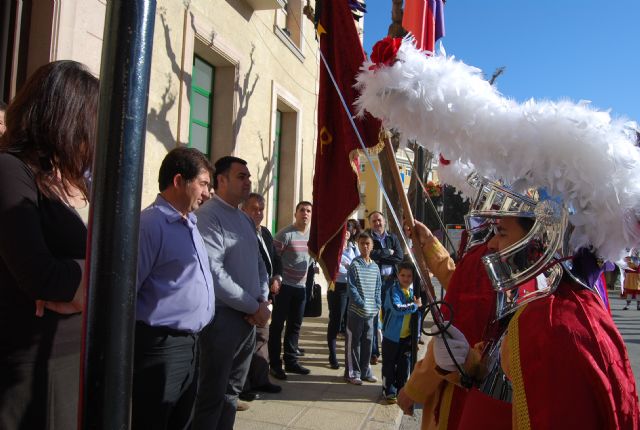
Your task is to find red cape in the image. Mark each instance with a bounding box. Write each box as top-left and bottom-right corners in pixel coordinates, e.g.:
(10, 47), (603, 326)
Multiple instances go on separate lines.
(437, 243), (511, 429)
(510, 280), (639, 429)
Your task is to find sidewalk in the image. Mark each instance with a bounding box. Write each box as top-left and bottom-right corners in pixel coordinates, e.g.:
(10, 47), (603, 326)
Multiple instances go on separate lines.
(235, 294), (429, 430)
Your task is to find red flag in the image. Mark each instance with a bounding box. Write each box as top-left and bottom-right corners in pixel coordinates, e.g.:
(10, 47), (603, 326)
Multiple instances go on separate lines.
(402, 0), (445, 52)
(308, 0), (381, 281)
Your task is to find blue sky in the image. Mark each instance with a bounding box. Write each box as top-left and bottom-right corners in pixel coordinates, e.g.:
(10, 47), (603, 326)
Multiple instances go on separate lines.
(362, 1), (640, 122)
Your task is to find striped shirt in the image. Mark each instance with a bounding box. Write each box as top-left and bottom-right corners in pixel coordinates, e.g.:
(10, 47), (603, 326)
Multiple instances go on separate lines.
(274, 224), (311, 288)
(347, 257), (382, 318)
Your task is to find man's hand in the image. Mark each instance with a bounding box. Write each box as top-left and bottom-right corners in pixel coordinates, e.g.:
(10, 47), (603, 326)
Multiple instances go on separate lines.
(397, 388), (414, 416)
(246, 300), (272, 327)
(403, 220), (434, 247)
(270, 277), (281, 295)
(414, 296), (422, 307)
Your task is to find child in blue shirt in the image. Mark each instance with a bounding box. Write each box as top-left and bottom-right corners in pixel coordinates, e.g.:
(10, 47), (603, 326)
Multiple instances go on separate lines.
(381, 262), (421, 403)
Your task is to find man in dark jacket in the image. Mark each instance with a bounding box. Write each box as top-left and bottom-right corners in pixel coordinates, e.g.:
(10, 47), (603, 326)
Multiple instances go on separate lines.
(367, 211), (404, 364)
(240, 193), (283, 403)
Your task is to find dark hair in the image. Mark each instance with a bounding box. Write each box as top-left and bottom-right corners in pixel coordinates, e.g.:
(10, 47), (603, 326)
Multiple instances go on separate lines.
(347, 219), (362, 242)
(296, 200), (312, 211)
(212, 155), (247, 189)
(0, 61), (99, 199)
(0, 101), (6, 111)
(243, 192), (265, 207)
(158, 147), (213, 191)
(516, 217), (535, 233)
(368, 210), (384, 220)
(357, 231), (373, 242)
(397, 261), (415, 274)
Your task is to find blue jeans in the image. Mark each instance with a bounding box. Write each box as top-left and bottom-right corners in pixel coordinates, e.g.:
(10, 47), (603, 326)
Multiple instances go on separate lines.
(381, 336), (412, 396)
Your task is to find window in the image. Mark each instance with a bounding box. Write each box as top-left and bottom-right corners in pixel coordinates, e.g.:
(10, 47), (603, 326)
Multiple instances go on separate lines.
(275, 0), (303, 51)
(189, 56), (214, 156)
(284, 0), (302, 47)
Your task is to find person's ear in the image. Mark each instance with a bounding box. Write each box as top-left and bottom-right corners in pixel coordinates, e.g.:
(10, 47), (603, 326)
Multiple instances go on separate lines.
(172, 173), (184, 189)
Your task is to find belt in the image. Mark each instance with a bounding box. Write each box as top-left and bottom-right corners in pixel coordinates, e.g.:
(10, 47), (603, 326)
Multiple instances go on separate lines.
(135, 321), (197, 337)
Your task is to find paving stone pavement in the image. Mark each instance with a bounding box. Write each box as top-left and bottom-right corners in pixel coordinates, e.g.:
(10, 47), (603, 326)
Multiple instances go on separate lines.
(234, 292), (429, 430)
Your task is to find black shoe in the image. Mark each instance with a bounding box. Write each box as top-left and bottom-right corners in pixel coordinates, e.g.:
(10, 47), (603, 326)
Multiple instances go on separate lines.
(270, 367), (287, 380)
(295, 348), (305, 357)
(239, 391), (260, 401)
(329, 355), (340, 369)
(284, 363), (310, 375)
(254, 382), (282, 393)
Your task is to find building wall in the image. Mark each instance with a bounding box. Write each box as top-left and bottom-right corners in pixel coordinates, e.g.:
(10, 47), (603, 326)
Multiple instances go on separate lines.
(358, 149), (414, 229)
(3, 0), (319, 232)
(143, 0), (319, 228)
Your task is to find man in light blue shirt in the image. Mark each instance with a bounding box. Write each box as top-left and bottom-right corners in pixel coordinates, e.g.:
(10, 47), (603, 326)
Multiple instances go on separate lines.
(193, 156), (270, 430)
(133, 147), (215, 430)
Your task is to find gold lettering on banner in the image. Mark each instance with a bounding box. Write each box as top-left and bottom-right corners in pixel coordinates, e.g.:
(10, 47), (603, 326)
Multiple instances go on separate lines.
(316, 23), (327, 38)
(319, 126), (333, 155)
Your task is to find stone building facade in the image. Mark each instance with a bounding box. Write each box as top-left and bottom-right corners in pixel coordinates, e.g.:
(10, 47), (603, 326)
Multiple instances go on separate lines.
(1, 0), (320, 231)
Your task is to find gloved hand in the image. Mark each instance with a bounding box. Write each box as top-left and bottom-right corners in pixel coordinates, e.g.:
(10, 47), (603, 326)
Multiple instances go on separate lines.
(431, 322), (470, 372)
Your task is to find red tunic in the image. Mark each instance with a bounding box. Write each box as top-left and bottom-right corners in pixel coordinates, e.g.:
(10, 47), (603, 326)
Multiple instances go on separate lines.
(437, 243), (512, 429)
(507, 280), (639, 429)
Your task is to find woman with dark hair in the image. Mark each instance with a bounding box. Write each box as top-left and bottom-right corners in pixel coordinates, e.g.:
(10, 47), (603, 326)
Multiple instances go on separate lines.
(346, 218), (362, 243)
(0, 60), (99, 429)
(326, 225), (360, 368)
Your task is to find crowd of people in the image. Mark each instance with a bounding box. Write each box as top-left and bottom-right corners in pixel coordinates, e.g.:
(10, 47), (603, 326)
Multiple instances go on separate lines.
(1, 60), (639, 430)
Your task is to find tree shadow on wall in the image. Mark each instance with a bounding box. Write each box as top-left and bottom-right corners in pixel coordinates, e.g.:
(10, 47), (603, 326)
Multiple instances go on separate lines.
(255, 132), (274, 196)
(146, 8), (192, 151)
(232, 44), (259, 151)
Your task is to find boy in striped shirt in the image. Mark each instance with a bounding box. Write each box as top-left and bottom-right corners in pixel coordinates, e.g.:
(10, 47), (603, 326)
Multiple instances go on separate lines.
(345, 232), (382, 385)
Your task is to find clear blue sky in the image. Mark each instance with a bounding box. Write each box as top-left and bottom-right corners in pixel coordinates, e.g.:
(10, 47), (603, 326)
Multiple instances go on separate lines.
(363, 1), (640, 122)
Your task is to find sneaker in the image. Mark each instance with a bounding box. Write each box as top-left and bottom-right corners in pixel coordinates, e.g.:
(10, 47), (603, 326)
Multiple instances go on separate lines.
(236, 401), (250, 411)
(385, 393), (398, 404)
(345, 376), (363, 385)
(270, 367), (287, 380)
(623, 305), (630, 310)
(362, 375), (378, 383)
(284, 363), (310, 375)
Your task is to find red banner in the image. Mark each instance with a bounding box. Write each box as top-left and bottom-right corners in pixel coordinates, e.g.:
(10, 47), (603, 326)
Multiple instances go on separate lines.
(308, 0), (381, 281)
(402, 0), (445, 52)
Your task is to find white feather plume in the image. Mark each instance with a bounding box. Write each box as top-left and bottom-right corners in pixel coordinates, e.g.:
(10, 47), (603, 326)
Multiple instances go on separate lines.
(435, 159), (477, 199)
(355, 38), (640, 261)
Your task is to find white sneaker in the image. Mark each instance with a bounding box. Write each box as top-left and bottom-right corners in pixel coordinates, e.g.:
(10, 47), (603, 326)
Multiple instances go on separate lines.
(345, 376), (363, 385)
(362, 375), (378, 383)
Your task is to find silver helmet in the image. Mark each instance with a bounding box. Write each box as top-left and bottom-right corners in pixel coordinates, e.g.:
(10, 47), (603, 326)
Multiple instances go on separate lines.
(466, 173), (570, 319)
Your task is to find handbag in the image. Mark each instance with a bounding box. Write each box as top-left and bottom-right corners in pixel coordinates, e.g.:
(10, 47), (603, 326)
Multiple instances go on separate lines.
(304, 283), (322, 318)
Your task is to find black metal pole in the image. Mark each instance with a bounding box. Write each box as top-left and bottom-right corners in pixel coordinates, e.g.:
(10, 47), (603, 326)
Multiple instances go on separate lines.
(80, 1), (156, 429)
(410, 147), (425, 371)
